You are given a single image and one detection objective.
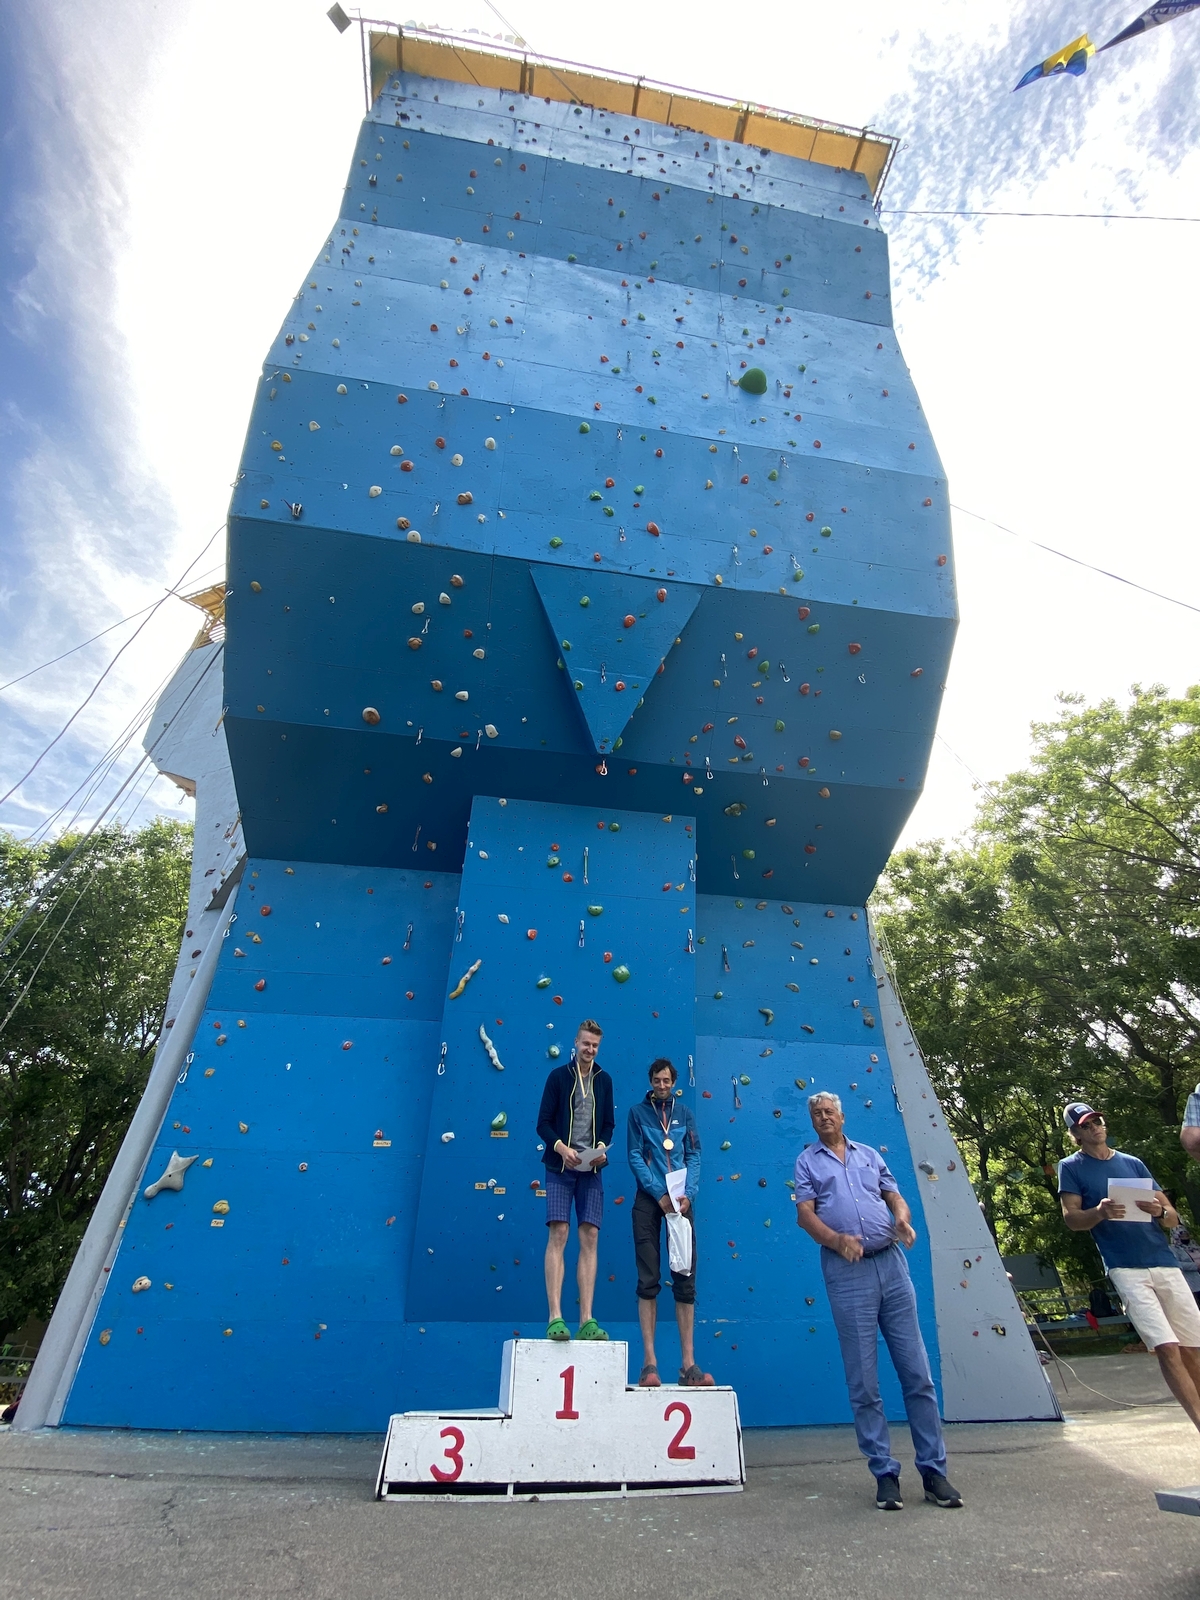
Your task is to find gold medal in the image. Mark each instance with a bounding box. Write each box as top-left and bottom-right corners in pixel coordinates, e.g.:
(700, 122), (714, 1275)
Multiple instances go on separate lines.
(662, 1137), (675, 1151)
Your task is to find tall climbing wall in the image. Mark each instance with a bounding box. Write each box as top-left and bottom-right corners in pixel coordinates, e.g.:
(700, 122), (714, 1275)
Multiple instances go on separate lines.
(60, 46), (1056, 1430)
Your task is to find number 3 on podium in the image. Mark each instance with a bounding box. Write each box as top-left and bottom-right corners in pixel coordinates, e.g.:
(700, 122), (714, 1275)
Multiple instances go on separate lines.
(430, 1425), (465, 1481)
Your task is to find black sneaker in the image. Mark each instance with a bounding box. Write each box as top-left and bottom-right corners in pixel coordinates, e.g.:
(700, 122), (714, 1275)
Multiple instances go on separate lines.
(875, 1473), (903, 1510)
(922, 1471), (963, 1508)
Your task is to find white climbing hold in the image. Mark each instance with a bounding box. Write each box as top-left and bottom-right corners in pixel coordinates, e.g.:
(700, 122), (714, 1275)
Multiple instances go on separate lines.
(144, 1150), (199, 1200)
(440, 279), (449, 288)
(309, 420), (320, 431)
(337, 384), (348, 394)
(390, 445), (403, 456)
(479, 1023), (504, 1070)
(473, 648), (485, 659)
(131, 1276), (152, 1293)
(406, 531), (422, 543)
(369, 485), (382, 497)
(451, 453), (463, 466)
(439, 592), (452, 605)
(441, 1131), (455, 1143)
(484, 724), (498, 738)
(484, 437), (496, 449)
(451, 746), (463, 757)
(456, 690), (469, 701)
(498, 913), (510, 923)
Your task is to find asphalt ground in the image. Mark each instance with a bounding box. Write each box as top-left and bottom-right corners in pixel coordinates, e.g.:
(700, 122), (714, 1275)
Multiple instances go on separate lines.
(2, 1353), (1198, 1600)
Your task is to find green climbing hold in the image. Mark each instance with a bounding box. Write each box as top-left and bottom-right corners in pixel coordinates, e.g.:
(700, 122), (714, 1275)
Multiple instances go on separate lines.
(820, 526), (832, 538)
(634, 484), (644, 494)
(587, 905), (604, 917)
(603, 506), (614, 517)
(579, 422), (590, 433)
(612, 964), (631, 983)
(549, 537), (563, 548)
(807, 623), (820, 635)
(742, 849), (755, 860)
(608, 822), (620, 832)
(567, 253), (577, 262)
(739, 367), (768, 395)
(561, 639), (572, 651)
(759, 661), (770, 676)
(589, 490), (602, 501)
(491, 1112), (508, 1130)
(795, 1078), (807, 1089)
(739, 1074), (752, 1085)
(798, 363), (806, 372)
(791, 569), (804, 582)
(613, 737), (623, 749)
(767, 469), (778, 482)
(546, 856), (561, 868)
(774, 720), (785, 733)
(574, 680), (585, 691)
(579, 596), (590, 607)
(548, 1044), (561, 1058)
(720, 1141), (732, 1151)
(536, 976), (552, 988)
(713, 990), (724, 999)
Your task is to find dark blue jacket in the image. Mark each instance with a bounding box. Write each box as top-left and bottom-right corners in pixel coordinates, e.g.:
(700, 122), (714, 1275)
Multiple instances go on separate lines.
(536, 1062), (615, 1172)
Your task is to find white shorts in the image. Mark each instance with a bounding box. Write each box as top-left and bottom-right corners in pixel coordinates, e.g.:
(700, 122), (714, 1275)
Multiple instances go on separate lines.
(1108, 1266), (1200, 1350)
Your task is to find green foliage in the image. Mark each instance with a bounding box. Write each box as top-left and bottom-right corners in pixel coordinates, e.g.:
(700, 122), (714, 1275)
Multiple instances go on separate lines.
(0, 820), (192, 1338)
(873, 686), (1200, 1286)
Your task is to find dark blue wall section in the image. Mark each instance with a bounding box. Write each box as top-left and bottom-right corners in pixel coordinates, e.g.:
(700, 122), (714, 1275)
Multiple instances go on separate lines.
(65, 68), (955, 1432)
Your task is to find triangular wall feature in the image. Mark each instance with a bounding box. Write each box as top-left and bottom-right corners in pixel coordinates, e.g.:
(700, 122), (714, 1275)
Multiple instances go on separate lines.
(530, 565), (703, 752)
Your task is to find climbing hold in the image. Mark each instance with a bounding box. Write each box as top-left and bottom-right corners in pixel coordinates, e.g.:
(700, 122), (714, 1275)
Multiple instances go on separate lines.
(739, 368), (767, 395)
(848, 642), (861, 655)
(587, 905), (603, 917)
(829, 730), (842, 741)
(491, 1112), (508, 1131)
(457, 492), (473, 505)
(623, 615), (636, 629)
(536, 976), (552, 988)
(213, 1200), (230, 1215)
(144, 1151), (198, 1200)
(449, 958), (482, 999)
(646, 522), (661, 536)
(369, 486), (383, 498)
(132, 1276), (152, 1293)
(485, 724), (498, 738)
(759, 1009), (775, 1025)
(612, 964), (631, 983)
(441, 1131), (455, 1143)
(526, 929), (537, 940)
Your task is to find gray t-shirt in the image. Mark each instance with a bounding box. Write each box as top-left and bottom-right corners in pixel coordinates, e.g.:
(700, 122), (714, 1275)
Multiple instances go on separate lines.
(569, 1068), (595, 1151)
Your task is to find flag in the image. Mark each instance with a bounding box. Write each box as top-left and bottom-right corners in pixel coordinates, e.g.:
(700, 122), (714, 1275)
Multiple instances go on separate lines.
(1099, 0), (1200, 51)
(1013, 33), (1096, 89)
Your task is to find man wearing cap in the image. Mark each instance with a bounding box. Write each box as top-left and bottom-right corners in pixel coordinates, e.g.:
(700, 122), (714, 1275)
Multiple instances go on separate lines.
(794, 1091), (963, 1513)
(1181, 1085), (1200, 1162)
(1059, 1101), (1200, 1432)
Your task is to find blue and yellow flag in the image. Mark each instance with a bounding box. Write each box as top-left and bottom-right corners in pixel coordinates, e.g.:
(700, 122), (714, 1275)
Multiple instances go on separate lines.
(1014, 32), (1096, 88)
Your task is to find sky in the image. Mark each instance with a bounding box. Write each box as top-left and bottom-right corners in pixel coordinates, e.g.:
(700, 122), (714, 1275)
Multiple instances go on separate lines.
(0, 0), (1196, 854)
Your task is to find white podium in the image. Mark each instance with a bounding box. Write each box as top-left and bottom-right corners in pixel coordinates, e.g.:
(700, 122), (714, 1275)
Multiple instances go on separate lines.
(376, 1340), (744, 1501)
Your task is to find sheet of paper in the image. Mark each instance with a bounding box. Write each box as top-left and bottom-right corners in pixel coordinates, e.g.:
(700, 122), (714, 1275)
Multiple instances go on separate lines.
(1108, 1176), (1154, 1221)
(575, 1147), (607, 1171)
(665, 1167), (688, 1210)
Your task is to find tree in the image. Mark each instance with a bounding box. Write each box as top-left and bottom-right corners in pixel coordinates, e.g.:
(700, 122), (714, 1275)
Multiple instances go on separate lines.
(873, 685), (1200, 1283)
(0, 820), (192, 1341)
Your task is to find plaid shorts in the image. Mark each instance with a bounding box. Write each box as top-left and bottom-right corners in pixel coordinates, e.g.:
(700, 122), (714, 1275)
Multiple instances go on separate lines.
(545, 1166), (604, 1229)
(1183, 1089), (1200, 1129)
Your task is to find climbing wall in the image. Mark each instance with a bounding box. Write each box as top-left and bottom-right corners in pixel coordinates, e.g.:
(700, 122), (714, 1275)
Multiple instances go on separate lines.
(58, 53), (1055, 1431)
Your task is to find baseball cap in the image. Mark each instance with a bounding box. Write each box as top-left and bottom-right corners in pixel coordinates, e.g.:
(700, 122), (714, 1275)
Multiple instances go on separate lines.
(1064, 1102), (1102, 1131)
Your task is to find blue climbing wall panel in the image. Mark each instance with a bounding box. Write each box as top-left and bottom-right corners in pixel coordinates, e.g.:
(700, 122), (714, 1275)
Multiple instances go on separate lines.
(64, 61), (957, 1432)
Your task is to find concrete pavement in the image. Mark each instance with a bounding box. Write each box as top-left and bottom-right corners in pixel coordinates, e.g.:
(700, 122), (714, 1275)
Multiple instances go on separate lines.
(2, 1354), (1197, 1600)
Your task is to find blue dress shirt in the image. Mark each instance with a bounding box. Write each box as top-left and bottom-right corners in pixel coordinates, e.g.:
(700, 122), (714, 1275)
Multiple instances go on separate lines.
(793, 1138), (899, 1253)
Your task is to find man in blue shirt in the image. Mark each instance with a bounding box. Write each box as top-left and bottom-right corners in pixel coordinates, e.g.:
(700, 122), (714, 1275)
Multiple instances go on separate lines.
(794, 1091), (961, 1512)
(1059, 1101), (1200, 1432)
(627, 1058), (714, 1388)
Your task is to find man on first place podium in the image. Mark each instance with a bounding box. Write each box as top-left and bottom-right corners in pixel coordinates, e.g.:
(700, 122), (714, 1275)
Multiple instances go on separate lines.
(536, 1020), (615, 1342)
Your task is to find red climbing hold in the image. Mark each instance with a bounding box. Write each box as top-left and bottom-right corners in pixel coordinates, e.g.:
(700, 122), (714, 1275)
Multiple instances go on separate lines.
(848, 643), (862, 655)
(260, 905), (271, 917)
(254, 979), (266, 991)
(646, 522), (661, 536)
(797, 607), (810, 621)
(623, 614), (636, 628)
(656, 588), (667, 602)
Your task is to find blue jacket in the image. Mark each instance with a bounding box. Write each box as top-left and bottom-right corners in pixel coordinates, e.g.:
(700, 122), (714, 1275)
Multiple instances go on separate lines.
(627, 1092), (701, 1203)
(536, 1062), (615, 1172)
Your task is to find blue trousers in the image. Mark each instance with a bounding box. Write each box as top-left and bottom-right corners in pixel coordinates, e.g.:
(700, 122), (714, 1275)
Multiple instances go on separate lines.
(821, 1243), (946, 1481)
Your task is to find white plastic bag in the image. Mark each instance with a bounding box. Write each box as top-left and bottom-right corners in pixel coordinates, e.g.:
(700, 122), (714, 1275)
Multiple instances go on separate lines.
(666, 1210), (693, 1276)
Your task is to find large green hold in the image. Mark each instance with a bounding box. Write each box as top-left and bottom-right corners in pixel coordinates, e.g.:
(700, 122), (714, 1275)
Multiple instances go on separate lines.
(738, 367), (768, 395)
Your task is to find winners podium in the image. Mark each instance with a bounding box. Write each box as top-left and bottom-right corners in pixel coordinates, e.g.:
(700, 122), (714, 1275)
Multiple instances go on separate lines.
(376, 1340), (744, 1502)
